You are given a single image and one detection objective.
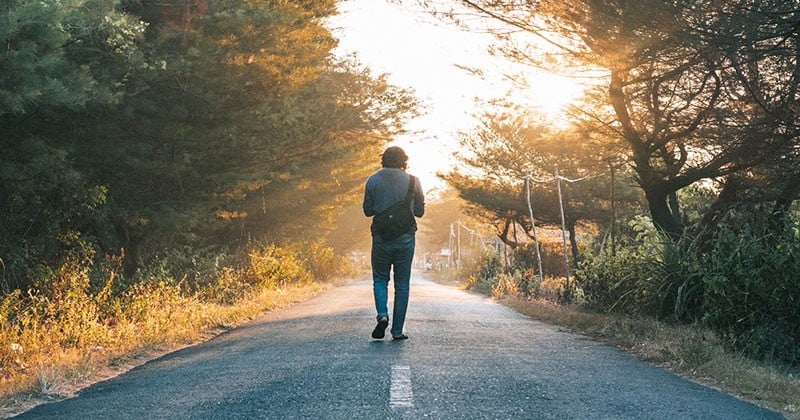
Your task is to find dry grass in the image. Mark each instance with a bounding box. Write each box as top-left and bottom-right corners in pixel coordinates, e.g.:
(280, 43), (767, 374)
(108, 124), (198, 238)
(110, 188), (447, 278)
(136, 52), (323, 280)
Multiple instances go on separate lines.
(0, 241), (347, 417)
(501, 296), (800, 419)
(0, 280), (327, 417)
(0, 241), (348, 417)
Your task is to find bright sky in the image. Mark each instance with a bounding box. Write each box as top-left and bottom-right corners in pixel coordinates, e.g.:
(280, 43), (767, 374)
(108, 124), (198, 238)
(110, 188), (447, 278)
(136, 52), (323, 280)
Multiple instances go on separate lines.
(326, 0), (585, 193)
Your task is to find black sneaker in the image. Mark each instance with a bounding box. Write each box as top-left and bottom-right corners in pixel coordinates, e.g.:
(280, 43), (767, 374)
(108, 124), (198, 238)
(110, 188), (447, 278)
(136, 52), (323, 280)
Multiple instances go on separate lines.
(371, 316), (389, 339)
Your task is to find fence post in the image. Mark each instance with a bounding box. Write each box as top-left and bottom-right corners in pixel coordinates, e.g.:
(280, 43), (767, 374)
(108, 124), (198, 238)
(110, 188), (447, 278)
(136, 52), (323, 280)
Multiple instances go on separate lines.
(525, 176), (544, 282)
(555, 168), (571, 283)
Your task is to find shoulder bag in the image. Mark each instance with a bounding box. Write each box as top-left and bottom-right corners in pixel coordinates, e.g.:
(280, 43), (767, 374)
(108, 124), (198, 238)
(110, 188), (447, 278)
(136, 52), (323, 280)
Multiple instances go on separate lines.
(372, 176), (416, 241)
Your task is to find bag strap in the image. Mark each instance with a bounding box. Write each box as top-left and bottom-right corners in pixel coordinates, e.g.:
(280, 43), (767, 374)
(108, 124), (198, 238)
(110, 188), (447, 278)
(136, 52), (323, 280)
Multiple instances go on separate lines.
(404, 175), (415, 203)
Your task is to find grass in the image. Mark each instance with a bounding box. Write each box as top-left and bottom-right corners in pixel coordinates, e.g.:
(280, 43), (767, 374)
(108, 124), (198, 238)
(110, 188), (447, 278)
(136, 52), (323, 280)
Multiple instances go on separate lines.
(0, 281), (328, 417)
(0, 241), (348, 417)
(500, 296), (800, 419)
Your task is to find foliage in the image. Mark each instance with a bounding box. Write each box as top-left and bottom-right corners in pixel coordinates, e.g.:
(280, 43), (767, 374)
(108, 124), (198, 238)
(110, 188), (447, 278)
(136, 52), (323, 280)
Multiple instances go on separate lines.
(444, 111), (642, 259)
(463, 247), (572, 303)
(0, 0), (416, 290)
(245, 244), (311, 289)
(243, 240), (352, 290)
(0, 0), (144, 290)
(577, 216), (701, 320)
(291, 240), (354, 283)
(0, 240), (335, 398)
(698, 224), (800, 364)
(465, 212), (800, 365)
(0, 140), (108, 292)
(577, 215), (800, 364)
(0, 0), (145, 116)
(424, 0), (800, 237)
(464, 249), (504, 293)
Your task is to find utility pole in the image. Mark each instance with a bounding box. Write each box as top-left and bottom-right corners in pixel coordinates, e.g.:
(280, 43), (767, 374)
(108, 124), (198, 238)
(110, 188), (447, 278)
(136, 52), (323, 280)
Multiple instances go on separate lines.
(457, 220), (462, 269)
(448, 223), (454, 268)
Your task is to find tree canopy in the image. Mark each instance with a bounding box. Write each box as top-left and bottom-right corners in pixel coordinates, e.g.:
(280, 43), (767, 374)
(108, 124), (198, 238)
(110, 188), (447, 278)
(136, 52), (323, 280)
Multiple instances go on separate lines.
(418, 0), (800, 236)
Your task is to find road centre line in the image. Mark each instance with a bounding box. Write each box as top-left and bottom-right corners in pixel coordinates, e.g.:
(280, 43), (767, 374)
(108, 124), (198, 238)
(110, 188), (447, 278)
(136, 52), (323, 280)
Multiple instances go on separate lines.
(390, 365), (414, 408)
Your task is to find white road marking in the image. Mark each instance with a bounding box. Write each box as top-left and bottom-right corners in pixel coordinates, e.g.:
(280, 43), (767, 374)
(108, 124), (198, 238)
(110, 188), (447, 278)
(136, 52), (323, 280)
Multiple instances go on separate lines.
(390, 365), (414, 408)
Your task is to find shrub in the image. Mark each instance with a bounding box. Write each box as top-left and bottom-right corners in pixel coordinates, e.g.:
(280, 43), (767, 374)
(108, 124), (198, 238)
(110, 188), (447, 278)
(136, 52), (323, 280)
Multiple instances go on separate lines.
(577, 215), (800, 364)
(469, 249), (504, 293)
(511, 242), (565, 278)
(490, 273), (518, 298)
(513, 267), (541, 298)
(245, 244), (311, 289)
(0, 290), (26, 380)
(292, 240), (352, 282)
(576, 216), (704, 321)
(195, 267), (251, 305)
(0, 238), (344, 399)
(698, 224), (800, 364)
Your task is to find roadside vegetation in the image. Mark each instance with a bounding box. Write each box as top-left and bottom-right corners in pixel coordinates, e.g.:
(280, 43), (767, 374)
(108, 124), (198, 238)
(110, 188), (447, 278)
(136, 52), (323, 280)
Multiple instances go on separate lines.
(0, 240), (351, 414)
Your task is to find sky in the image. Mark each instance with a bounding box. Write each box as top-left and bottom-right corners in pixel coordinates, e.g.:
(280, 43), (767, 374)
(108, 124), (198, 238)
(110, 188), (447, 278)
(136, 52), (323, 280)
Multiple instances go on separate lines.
(326, 0), (585, 193)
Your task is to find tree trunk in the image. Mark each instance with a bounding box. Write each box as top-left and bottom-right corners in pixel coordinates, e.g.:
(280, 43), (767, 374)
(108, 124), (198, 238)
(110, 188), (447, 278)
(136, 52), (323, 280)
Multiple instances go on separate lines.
(645, 188), (684, 237)
(700, 176), (740, 231)
(769, 176), (800, 234)
(667, 191), (682, 225)
(567, 223), (580, 265)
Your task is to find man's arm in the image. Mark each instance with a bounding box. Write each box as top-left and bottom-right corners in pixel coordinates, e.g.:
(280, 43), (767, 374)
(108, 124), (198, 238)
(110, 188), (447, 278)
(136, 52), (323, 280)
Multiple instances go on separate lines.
(413, 176), (425, 218)
(363, 179), (376, 217)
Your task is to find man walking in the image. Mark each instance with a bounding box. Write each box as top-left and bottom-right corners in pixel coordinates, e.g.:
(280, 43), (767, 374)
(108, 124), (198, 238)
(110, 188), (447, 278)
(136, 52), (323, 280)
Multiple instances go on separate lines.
(363, 146), (425, 340)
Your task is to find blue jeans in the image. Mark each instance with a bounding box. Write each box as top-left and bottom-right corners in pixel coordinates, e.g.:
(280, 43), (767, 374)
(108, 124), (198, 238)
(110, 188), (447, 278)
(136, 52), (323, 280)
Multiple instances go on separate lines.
(371, 233), (415, 336)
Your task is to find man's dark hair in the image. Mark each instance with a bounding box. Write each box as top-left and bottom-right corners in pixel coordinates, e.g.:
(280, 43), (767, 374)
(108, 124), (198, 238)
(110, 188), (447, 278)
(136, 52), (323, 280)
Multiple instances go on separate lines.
(381, 146), (408, 169)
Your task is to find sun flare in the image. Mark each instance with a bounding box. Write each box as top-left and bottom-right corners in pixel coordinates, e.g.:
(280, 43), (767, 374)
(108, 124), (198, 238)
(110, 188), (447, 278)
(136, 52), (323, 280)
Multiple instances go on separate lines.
(329, 0), (590, 192)
(518, 71), (586, 127)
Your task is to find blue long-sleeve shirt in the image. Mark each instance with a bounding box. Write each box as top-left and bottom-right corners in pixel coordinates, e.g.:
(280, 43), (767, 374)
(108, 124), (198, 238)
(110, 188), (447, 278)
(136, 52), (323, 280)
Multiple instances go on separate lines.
(363, 168), (425, 235)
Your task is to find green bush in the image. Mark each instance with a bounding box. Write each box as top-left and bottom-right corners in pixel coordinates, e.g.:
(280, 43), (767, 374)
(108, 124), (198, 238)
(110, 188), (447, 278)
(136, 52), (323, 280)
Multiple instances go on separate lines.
(464, 249), (504, 293)
(698, 224), (800, 364)
(462, 247), (574, 302)
(577, 244), (648, 311)
(511, 242), (565, 278)
(576, 216), (705, 321)
(577, 215), (800, 364)
(195, 267), (252, 305)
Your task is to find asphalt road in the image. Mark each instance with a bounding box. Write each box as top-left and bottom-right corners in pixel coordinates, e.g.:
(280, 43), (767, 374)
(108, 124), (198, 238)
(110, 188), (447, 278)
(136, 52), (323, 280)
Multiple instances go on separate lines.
(15, 274), (781, 419)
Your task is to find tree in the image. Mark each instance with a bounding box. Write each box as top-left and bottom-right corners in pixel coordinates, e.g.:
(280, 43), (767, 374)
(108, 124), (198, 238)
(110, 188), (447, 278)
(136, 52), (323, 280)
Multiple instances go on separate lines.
(695, 1), (800, 232)
(0, 0), (146, 290)
(0, 1), (145, 117)
(444, 111), (642, 261)
(415, 0), (800, 236)
(1, 0), (419, 287)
